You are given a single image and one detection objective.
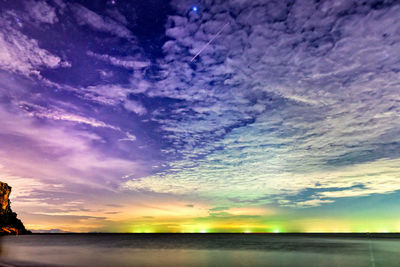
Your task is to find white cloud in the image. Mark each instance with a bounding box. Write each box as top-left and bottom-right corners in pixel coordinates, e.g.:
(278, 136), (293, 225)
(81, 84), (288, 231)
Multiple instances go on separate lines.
(0, 30), (67, 77)
(70, 3), (133, 39)
(296, 199), (335, 207)
(27, 108), (121, 131)
(119, 132), (137, 142)
(0, 13), (69, 77)
(18, 101), (139, 145)
(74, 84), (131, 106)
(68, 79), (150, 117)
(88, 51), (150, 70)
(124, 100), (147, 116)
(25, 0), (58, 24)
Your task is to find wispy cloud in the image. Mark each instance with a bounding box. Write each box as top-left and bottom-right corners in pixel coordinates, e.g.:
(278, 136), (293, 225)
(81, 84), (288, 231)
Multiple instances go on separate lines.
(70, 3), (133, 39)
(24, 0), (58, 24)
(119, 132), (137, 142)
(124, 100), (147, 116)
(26, 106), (121, 131)
(88, 51), (150, 70)
(0, 12), (70, 77)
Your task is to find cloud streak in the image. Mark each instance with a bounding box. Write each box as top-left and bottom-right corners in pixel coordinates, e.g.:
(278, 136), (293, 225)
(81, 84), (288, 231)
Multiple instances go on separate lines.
(70, 3), (133, 39)
(87, 51), (150, 70)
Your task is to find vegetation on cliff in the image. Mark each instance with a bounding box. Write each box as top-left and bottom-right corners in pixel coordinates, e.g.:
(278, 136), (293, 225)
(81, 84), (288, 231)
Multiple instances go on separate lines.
(0, 182), (30, 234)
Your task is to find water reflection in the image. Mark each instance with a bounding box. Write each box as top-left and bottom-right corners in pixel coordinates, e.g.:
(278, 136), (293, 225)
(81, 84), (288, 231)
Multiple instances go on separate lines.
(0, 234), (399, 266)
(0, 237), (3, 257)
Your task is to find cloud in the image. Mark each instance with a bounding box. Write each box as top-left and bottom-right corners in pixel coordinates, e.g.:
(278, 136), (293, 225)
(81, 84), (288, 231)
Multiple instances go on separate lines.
(87, 51), (150, 70)
(69, 81), (145, 108)
(25, 104), (121, 131)
(0, 101), (145, 189)
(124, 0), (400, 207)
(124, 100), (147, 115)
(17, 100), (140, 147)
(0, 97), (156, 232)
(106, 8), (129, 25)
(68, 79), (149, 119)
(296, 199), (335, 207)
(119, 132), (137, 142)
(0, 12), (70, 77)
(78, 84), (131, 106)
(70, 3), (133, 39)
(24, 0), (58, 24)
(125, 156), (400, 206)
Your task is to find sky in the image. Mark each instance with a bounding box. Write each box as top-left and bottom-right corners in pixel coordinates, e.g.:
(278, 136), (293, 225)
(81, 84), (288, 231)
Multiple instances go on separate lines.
(0, 0), (399, 233)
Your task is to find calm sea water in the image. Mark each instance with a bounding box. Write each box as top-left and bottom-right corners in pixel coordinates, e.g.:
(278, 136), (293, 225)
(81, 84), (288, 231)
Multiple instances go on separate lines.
(0, 234), (399, 266)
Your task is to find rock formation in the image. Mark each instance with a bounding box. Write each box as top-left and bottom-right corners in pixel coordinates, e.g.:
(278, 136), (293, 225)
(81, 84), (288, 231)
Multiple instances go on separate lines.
(0, 182), (30, 234)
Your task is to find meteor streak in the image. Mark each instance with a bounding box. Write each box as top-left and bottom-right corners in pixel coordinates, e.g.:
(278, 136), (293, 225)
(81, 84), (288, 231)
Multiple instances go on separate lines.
(190, 22), (229, 62)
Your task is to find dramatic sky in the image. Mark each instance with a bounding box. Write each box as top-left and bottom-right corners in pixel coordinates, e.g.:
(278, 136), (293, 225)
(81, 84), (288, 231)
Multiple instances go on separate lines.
(0, 0), (399, 233)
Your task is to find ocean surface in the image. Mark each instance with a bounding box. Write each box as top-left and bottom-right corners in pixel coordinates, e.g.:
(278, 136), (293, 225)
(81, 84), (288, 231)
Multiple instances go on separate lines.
(0, 234), (399, 267)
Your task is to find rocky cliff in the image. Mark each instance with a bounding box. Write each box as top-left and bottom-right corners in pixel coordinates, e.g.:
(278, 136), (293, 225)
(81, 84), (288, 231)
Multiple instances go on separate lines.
(0, 182), (30, 234)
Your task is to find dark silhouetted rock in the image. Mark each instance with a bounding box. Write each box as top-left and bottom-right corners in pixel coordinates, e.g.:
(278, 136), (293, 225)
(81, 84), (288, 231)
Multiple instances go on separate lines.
(0, 182), (30, 234)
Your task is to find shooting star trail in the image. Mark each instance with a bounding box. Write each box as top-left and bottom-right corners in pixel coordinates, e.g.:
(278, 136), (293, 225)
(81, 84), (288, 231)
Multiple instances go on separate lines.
(190, 22), (229, 62)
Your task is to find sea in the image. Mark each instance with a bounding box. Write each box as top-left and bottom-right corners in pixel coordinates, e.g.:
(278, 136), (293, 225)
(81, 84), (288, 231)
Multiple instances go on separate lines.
(0, 233), (399, 266)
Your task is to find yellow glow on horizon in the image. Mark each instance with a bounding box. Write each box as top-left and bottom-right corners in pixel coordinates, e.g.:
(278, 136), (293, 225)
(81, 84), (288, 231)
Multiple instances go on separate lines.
(28, 222), (400, 234)
(228, 207), (275, 216)
(22, 202), (400, 233)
